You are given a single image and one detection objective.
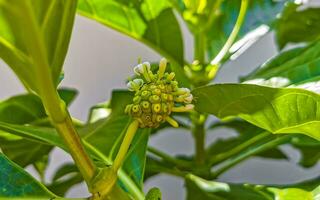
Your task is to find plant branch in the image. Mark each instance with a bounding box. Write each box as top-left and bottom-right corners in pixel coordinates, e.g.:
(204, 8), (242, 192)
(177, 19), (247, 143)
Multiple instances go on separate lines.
(209, 131), (271, 165)
(147, 164), (187, 178)
(148, 146), (192, 168)
(191, 113), (207, 165)
(194, 33), (206, 64)
(210, 135), (291, 179)
(208, 0), (249, 78)
(83, 141), (145, 200)
(202, 0), (224, 33)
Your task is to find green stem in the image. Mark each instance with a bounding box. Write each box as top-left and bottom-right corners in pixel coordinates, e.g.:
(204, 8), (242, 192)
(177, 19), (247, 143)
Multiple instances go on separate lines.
(83, 141), (145, 200)
(54, 114), (96, 183)
(210, 135), (291, 178)
(194, 33), (206, 64)
(192, 113), (206, 165)
(147, 164), (187, 178)
(209, 132), (271, 165)
(148, 146), (192, 168)
(113, 120), (139, 172)
(208, 0), (249, 78)
(202, 0), (224, 32)
(20, 1), (96, 185)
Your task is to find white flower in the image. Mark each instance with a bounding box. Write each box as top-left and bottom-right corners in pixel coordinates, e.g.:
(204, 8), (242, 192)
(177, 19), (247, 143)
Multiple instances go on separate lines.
(127, 79), (144, 91)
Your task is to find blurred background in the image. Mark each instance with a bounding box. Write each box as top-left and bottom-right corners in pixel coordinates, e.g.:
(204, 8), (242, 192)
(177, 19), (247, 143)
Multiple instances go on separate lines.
(0, 7), (320, 199)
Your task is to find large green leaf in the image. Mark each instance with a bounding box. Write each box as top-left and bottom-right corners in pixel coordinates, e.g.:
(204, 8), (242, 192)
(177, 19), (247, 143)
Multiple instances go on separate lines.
(185, 174), (320, 200)
(193, 84), (320, 141)
(0, 153), (56, 199)
(275, 2), (320, 49)
(77, 0), (183, 64)
(77, 0), (189, 86)
(0, 0), (77, 89)
(243, 40), (320, 87)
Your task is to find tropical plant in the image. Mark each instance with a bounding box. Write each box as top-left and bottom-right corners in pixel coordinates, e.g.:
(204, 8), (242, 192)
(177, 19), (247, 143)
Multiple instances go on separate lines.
(0, 0), (319, 199)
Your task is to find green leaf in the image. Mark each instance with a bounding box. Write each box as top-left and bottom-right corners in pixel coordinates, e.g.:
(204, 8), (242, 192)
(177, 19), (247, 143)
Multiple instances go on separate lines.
(0, 0), (77, 88)
(47, 163), (83, 196)
(0, 88), (77, 167)
(77, 0), (189, 86)
(185, 174), (268, 200)
(0, 90), (149, 199)
(186, 174), (320, 200)
(206, 0), (285, 60)
(243, 40), (320, 87)
(193, 84), (320, 141)
(275, 2), (320, 49)
(0, 153), (55, 198)
(208, 120), (288, 163)
(291, 135), (320, 168)
(268, 188), (313, 200)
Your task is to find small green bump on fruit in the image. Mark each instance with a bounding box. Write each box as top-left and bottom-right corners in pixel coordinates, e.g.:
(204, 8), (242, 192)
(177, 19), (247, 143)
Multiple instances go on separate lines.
(152, 104), (161, 113)
(133, 96), (141, 104)
(152, 88), (161, 95)
(150, 95), (161, 103)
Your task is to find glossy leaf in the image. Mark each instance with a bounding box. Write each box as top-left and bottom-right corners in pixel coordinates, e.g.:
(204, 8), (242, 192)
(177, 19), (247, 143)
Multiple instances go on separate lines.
(275, 2), (320, 49)
(77, 0), (188, 86)
(0, 0), (77, 88)
(0, 153), (55, 198)
(193, 84), (320, 141)
(244, 40), (320, 87)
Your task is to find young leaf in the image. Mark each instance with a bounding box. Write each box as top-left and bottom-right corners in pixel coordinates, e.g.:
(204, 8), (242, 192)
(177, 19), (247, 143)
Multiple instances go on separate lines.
(193, 84), (320, 141)
(275, 2), (320, 49)
(0, 153), (56, 198)
(243, 40), (320, 87)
